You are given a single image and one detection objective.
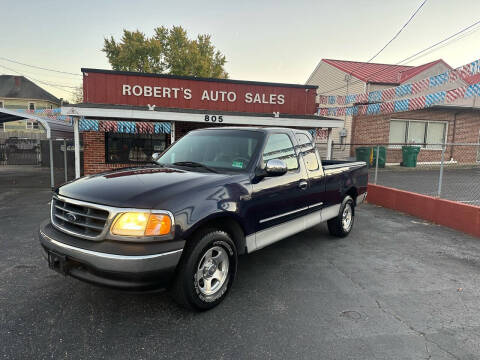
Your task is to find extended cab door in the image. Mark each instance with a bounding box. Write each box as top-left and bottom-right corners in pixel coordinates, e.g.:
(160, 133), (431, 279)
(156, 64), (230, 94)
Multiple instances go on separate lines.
(294, 132), (327, 226)
(249, 132), (309, 250)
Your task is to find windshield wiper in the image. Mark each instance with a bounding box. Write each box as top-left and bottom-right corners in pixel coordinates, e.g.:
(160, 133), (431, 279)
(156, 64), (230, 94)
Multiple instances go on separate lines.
(172, 161), (219, 173)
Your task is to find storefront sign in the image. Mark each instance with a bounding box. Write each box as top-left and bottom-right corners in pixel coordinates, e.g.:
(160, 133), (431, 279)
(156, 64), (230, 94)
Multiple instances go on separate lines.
(121, 84), (286, 105)
(83, 69), (317, 115)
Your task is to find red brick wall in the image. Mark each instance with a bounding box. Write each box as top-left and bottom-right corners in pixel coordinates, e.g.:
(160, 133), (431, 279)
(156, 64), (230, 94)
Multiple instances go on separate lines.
(83, 131), (173, 175)
(351, 109), (480, 163)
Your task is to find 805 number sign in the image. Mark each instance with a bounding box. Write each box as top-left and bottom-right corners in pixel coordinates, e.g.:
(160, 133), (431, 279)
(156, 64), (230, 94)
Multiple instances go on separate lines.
(204, 115), (224, 123)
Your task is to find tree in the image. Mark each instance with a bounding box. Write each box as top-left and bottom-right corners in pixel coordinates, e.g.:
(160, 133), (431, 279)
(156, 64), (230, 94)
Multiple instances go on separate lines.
(71, 86), (83, 104)
(103, 26), (228, 78)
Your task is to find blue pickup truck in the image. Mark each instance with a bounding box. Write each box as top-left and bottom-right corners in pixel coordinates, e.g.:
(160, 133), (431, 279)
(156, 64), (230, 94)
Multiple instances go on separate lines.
(38, 127), (368, 310)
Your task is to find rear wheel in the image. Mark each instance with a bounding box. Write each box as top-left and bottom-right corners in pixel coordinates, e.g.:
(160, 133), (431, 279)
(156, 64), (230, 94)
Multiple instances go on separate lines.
(327, 195), (354, 237)
(171, 229), (237, 311)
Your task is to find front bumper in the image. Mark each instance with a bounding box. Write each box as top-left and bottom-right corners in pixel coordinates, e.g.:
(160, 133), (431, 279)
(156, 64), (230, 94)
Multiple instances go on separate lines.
(37, 220), (184, 290)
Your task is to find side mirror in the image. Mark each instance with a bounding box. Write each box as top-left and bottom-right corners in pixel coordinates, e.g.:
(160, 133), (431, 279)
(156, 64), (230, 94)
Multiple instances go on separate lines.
(265, 159), (287, 176)
(151, 152), (161, 163)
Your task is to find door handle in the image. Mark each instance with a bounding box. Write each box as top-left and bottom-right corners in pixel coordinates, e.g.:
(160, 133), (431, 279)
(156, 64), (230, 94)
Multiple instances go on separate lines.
(298, 180), (308, 190)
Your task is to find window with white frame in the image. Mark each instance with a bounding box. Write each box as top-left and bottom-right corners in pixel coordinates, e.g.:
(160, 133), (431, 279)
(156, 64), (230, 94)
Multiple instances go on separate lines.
(26, 120), (39, 130)
(388, 120), (447, 149)
(28, 102), (35, 111)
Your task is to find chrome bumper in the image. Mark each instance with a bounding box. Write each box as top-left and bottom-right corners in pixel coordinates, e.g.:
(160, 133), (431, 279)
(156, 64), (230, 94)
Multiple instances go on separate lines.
(39, 228), (183, 274)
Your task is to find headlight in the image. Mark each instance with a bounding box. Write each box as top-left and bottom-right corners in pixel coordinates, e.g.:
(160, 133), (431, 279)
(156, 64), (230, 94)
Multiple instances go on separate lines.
(111, 212), (172, 236)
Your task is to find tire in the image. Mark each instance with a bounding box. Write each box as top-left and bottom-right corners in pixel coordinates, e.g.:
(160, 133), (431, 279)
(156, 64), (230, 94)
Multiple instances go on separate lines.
(327, 195), (355, 238)
(171, 229), (237, 311)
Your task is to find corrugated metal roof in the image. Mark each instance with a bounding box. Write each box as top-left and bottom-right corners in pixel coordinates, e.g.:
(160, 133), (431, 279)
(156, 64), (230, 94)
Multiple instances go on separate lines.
(322, 59), (447, 84)
(397, 59), (451, 82)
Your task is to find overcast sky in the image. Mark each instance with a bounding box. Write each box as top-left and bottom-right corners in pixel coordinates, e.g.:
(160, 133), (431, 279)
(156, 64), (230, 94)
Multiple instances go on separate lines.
(2, 0), (480, 101)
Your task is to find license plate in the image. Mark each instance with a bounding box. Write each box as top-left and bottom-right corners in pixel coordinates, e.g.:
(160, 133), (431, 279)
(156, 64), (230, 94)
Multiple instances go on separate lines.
(47, 250), (68, 275)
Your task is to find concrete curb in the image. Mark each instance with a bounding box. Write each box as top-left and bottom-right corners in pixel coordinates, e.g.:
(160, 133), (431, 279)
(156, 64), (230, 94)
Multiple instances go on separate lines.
(366, 184), (480, 238)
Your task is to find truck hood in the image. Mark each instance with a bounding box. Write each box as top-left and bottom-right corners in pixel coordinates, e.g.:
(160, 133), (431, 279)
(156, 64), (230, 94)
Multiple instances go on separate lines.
(57, 166), (235, 209)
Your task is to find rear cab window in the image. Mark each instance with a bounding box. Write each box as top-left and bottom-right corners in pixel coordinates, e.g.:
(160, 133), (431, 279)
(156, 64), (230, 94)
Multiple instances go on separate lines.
(295, 132), (320, 171)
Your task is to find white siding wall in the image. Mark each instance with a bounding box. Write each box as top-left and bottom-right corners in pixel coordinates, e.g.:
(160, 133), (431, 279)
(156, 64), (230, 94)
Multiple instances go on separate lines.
(306, 61), (366, 159)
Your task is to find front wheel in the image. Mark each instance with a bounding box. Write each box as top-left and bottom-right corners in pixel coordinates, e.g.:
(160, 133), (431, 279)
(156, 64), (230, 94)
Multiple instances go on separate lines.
(327, 196), (354, 237)
(171, 230), (237, 311)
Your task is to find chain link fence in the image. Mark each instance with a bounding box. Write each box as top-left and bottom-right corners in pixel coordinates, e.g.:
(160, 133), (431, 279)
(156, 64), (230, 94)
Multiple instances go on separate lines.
(328, 142), (480, 207)
(0, 135), (81, 188)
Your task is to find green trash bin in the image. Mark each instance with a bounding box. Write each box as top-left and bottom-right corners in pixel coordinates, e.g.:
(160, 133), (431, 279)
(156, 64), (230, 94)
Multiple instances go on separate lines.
(372, 146), (386, 168)
(401, 146), (421, 167)
(355, 147), (373, 167)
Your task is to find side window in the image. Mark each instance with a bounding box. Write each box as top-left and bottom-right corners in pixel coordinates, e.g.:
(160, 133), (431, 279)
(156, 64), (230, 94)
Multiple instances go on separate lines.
(295, 133), (319, 171)
(263, 133), (298, 171)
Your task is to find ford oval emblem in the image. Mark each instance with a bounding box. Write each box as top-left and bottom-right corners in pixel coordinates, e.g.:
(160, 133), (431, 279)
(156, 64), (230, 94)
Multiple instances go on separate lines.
(65, 212), (77, 222)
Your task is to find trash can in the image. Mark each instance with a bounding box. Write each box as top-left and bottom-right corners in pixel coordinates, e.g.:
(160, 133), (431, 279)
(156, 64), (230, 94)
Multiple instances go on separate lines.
(401, 146), (421, 167)
(355, 147), (373, 166)
(372, 146), (386, 168)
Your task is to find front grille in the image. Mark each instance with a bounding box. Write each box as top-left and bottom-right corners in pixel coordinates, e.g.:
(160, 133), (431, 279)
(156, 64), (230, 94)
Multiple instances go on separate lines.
(51, 197), (110, 239)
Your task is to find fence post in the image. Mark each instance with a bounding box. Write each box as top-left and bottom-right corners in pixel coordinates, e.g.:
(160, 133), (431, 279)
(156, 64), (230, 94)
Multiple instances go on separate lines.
(73, 117), (81, 179)
(326, 131), (333, 160)
(437, 143), (446, 198)
(374, 145), (380, 185)
(49, 138), (54, 189)
(63, 139), (68, 183)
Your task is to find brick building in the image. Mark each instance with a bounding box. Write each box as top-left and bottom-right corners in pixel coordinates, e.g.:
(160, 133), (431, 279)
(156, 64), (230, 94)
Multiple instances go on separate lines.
(65, 68), (343, 176)
(351, 107), (480, 163)
(307, 58), (480, 163)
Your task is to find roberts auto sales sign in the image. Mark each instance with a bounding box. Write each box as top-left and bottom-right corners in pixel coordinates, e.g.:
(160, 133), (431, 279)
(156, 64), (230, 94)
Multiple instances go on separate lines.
(82, 69), (318, 115)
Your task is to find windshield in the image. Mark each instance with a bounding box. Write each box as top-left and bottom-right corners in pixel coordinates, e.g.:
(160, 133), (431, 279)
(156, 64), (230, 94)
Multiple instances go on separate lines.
(157, 130), (264, 172)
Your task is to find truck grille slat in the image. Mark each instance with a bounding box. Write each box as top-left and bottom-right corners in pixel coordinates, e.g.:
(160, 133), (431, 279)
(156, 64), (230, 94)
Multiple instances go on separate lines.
(51, 198), (109, 239)
(53, 204), (108, 221)
(54, 213), (105, 231)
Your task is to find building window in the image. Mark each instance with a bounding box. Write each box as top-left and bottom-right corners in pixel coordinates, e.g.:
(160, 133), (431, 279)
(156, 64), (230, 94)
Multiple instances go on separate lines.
(388, 120), (447, 149)
(105, 133), (168, 163)
(0, 101), (4, 108)
(48, 104), (53, 109)
(0, 123), (4, 132)
(28, 102), (35, 111)
(26, 121), (39, 130)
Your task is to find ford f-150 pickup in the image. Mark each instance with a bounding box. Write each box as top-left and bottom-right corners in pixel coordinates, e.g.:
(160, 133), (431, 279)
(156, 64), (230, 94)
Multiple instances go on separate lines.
(37, 127), (368, 310)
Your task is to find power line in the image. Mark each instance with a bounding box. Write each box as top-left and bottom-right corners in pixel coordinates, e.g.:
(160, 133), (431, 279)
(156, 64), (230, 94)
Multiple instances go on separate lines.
(0, 64), (77, 95)
(318, 18), (480, 96)
(0, 56), (82, 77)
(366, 0), (427, 63)
(396, 19), (480, 66)
(402, 26), (480, 65)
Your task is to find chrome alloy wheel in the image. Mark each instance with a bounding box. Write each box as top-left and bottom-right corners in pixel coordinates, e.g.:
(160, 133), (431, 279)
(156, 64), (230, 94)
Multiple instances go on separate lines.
(342, 203), (353, 232)
(196, 246), (230, 296)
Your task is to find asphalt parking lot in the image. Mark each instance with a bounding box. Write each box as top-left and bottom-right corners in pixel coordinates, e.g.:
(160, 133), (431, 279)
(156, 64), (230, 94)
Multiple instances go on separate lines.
(1, 178), (480, 359)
